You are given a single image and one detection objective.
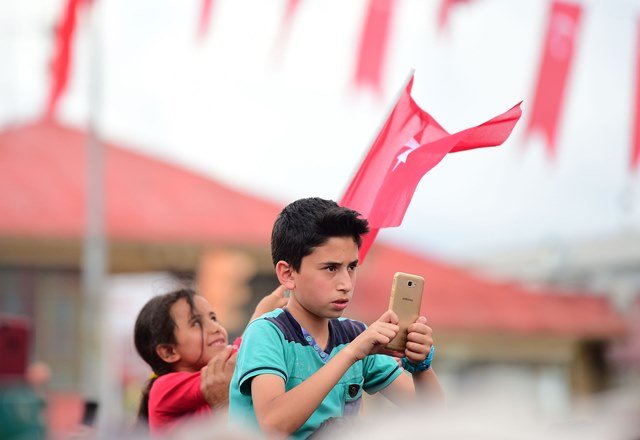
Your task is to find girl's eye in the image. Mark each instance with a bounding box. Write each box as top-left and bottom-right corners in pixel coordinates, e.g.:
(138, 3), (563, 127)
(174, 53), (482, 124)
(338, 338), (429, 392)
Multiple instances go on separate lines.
(210, 314), (217, 322)
(193, 319), (202, 327)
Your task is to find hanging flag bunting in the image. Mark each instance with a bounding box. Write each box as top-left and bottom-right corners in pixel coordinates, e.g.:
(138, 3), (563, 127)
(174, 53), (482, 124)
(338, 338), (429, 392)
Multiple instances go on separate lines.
(632, 18), (640, 172)
(46, 0), (82, 119)
(272, 0), (301, 58)
(197, 0), (215, 40)
(353, 0), (396, 95)
(437, 0), (470, 33)
(526, 0), (582, 159)
(340, 74), (522, 261)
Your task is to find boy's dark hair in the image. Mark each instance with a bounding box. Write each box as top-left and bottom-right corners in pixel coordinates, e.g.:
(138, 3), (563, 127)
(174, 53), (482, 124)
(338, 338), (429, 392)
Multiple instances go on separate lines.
(271, 197), (369, 271)
(133, 289), (199, 426)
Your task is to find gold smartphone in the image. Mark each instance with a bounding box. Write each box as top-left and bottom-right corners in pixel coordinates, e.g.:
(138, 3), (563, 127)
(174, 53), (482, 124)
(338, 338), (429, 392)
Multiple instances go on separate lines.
(385, 272), (424, 352)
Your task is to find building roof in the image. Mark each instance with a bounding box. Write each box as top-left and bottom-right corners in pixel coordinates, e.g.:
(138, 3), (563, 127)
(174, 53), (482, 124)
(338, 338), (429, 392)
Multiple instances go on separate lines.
(0, 119), (281, 246)
(0, 120), (626, 338)
(354, 244), (626, 338)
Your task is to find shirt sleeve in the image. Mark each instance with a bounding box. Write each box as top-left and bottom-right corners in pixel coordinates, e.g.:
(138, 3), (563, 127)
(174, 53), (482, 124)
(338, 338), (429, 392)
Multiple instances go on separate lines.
(361, 354), (402, 394)
(151, 371), (206, 414)
(235, 318), (288, 396)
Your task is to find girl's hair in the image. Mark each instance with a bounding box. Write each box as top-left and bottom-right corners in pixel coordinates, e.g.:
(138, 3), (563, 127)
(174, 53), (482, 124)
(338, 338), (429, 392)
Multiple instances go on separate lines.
(133, 288), (199, 424)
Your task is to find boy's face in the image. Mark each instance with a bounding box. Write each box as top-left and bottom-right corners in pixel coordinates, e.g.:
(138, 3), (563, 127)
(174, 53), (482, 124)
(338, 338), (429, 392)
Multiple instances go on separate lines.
(289, 236), (359, 320)
(169, 295), (229, 371)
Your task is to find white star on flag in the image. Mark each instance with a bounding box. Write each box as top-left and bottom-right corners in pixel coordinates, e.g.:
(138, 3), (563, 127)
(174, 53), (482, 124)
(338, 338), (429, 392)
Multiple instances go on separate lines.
(392, 137), (421, 171)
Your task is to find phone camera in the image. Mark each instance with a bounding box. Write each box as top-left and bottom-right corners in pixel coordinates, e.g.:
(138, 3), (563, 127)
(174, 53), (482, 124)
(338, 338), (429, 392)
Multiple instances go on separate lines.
(407, 281), (414, 287)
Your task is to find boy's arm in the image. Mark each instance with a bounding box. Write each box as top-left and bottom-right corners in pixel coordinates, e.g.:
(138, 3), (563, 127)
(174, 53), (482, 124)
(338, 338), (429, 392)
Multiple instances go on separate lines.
(380, 317), (445, 405)
(251, 310), (400, 436)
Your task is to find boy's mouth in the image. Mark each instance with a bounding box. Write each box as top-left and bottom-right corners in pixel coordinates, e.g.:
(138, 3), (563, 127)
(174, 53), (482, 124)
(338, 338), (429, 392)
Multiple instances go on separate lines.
(330, 299), (349, 310)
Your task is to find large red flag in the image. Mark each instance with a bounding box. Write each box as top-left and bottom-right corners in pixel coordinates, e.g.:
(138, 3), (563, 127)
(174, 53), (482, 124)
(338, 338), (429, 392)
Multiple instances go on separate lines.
(632, 19), (640, 172)
(353, 0), (396, 95)
(46, 0), (82, 119)
(526, 1), (582, 159)
(340, 75), (522, 260)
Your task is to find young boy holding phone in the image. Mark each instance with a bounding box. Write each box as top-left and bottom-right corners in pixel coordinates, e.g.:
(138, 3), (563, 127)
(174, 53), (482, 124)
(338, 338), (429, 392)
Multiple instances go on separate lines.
(228, 197), (444, 438)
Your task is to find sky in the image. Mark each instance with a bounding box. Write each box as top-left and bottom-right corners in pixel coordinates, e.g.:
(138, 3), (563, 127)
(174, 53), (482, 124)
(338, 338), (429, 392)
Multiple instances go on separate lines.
(1, 0), (640, 263)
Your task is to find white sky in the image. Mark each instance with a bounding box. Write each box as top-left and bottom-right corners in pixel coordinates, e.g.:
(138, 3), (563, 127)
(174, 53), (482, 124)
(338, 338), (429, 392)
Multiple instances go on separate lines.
(1, 0), (640, 262)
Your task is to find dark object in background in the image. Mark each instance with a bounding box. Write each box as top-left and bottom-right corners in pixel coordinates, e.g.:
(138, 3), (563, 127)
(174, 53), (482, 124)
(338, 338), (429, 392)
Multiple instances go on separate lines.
(0, 314), (30, 380)
(82, 400), (99, 426)
(0, 314), (45, 439)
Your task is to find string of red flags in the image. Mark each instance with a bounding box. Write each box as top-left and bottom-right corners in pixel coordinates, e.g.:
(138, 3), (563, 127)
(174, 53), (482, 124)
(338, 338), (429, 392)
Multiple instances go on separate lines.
(525, 0), (582, 161)
(340, 74), (522, 261)
(353, 0), (396, 95)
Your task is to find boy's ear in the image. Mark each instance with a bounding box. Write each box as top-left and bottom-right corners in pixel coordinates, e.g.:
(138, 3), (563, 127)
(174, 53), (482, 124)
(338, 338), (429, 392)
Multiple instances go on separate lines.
(156, 344), (180, 364)
(275, 260), (296, 291)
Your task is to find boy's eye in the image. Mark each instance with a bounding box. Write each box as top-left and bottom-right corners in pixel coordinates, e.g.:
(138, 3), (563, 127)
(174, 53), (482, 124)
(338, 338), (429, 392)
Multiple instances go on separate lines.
(325, 265), (337, 272)
(348, 264), (357, 271)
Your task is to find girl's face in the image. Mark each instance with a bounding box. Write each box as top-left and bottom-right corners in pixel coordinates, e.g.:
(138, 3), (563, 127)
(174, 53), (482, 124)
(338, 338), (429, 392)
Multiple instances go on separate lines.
(169, 295), (229, 371)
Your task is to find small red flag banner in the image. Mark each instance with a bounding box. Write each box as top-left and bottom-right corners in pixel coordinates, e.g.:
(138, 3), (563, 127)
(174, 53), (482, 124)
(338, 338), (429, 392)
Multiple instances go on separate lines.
(353, 0), (396, 95)
(46, 0), (82, 119)
(632, 19), (640, 172)
(526, 0), (583, 159)
(340, 74), (522, 261)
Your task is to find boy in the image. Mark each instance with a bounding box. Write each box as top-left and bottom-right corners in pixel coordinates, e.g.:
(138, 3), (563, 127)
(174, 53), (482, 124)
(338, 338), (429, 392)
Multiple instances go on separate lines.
(229, 198), (444, 438)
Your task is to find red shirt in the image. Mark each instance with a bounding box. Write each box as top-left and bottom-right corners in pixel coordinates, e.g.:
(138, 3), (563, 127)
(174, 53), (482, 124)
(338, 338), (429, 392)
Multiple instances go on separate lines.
(148, 371), (211, 433)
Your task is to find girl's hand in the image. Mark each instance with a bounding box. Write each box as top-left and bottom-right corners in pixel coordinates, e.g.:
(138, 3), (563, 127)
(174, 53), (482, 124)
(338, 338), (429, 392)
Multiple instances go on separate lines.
(404, 316), (433, 364)
(200, 345), (237, 408)
(347, 310), (403, 361)
(250, 285), (289, 321)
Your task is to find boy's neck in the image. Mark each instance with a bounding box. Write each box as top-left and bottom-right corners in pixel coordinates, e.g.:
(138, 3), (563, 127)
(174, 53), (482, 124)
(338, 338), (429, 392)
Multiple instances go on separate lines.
(286, 299), (329, 342)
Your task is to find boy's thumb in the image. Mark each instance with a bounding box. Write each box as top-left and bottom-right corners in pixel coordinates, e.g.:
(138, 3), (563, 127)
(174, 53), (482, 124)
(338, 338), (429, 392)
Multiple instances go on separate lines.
(381, 309), (399, 324)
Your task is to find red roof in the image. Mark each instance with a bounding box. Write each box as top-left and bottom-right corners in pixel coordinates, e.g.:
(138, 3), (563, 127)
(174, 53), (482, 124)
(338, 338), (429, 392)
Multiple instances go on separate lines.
(354, 244), (626, 338)
(0, 120), (282, 245)
(0, 120), (626, 338)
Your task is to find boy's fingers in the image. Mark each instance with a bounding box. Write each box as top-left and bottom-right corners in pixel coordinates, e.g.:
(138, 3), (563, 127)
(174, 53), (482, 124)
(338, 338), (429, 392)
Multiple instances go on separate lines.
(405, 341), (428, 356)
(380, 309), (399, 324)
(407, 322), (431, 335)
(416, 316), (427, 324)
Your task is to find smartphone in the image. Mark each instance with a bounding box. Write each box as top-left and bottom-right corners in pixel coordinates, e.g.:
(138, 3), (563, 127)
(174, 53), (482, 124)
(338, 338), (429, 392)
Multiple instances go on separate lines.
(385, 272), (424, 352)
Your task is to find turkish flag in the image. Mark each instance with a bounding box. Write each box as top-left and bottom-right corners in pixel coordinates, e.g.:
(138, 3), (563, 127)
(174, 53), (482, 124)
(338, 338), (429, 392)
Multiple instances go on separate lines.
(340, 75), (522, 261)
(353, 0), (396, 95)
(526, 1), (582, 159)
(46, 0), (82, 119)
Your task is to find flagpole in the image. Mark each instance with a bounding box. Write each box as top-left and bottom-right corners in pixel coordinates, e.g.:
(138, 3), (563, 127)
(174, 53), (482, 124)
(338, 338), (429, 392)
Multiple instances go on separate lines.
(80, 0), (111, 427)
(339, 68), (415, 200)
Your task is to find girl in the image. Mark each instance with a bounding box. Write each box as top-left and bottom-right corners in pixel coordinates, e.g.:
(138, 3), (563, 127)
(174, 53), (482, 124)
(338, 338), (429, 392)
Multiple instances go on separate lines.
(134, 287), (286, 433)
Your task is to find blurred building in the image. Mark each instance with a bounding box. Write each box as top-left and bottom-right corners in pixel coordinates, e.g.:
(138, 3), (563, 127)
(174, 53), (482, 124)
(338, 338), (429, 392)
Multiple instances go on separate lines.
(466, 233), (640, 389)
(0, 120), (627, 420)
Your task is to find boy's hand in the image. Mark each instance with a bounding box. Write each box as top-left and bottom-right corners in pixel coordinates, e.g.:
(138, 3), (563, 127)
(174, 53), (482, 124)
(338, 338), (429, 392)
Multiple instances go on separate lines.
(250, 285), (289, 321)
(200, 345), (237, 409)
(347, 310), (402, 361)
(404, 316), (433, 364)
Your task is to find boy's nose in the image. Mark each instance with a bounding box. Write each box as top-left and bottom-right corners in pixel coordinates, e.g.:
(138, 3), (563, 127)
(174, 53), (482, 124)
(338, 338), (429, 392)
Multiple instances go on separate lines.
(336, 269), (353, 292)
